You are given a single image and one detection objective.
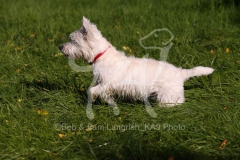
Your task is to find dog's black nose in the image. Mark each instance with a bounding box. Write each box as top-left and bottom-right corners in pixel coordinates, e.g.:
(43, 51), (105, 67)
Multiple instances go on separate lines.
(59, 45), (64, 51)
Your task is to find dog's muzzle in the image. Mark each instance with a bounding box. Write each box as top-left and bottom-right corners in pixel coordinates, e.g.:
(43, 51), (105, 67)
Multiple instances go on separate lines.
(59, 45), (69, 57)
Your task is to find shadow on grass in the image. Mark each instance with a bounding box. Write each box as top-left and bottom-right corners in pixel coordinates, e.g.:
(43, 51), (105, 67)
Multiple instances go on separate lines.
(90, 137), (228, 160)
(197, 0), (240, 26)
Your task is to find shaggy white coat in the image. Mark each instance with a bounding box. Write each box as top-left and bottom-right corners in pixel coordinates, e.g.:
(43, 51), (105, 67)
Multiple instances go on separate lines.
(59, 17), (214, 119)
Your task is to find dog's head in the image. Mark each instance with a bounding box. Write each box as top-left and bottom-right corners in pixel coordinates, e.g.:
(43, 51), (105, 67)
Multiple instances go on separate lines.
(59, 17), (110, 62)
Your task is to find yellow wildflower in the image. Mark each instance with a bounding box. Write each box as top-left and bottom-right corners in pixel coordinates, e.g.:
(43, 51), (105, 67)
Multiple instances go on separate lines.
(16, 68), (21, 73)
(54, 53), (63, 57)
(122, 46), (132, 53)
(37, 109), (49, 116)
(226, 48), (230, 53)
(86, 124), (94, 131)
(88, 138), (93, 142)
(30, 33), (36, 38)
(58, 133), (66, 138)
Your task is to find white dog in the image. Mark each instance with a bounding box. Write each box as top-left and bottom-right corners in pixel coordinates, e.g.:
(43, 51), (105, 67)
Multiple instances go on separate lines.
(59, 17), (214, 119)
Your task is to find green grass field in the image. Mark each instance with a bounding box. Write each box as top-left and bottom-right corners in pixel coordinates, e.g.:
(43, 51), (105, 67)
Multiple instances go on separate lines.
(1, 0), (240, 159)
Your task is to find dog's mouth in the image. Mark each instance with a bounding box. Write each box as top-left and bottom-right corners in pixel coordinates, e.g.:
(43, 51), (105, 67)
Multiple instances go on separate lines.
(63, 53), (70, 57)
(59, 45), (70, 57)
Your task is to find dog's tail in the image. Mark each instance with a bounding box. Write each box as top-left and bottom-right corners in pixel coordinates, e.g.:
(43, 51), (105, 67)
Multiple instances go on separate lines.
(182, 66), (214, 80)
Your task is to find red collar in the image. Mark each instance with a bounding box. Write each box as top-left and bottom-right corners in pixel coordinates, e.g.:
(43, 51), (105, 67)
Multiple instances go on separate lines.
(89, 46), (110, 65)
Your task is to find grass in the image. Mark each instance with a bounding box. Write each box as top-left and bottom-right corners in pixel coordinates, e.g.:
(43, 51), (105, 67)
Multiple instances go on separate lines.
(0, 0), (240, 159)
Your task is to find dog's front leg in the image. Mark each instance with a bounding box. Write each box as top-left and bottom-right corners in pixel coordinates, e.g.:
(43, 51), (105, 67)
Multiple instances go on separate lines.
(101, 93), (120, 116)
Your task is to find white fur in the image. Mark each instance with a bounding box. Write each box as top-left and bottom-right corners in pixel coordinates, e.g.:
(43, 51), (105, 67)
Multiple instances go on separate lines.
(59, 17), (214, 115)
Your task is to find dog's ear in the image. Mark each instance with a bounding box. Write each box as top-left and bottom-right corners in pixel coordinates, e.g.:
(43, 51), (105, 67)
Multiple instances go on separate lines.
(81, 16), (90, 36)
(81, 25), (87, 36)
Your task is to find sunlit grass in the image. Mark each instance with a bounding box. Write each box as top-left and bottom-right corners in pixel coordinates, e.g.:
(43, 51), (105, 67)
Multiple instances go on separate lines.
(0, 0), (240, 159)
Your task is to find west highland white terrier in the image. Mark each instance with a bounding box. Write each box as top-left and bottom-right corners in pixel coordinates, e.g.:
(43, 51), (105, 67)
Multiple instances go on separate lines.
(59, 16), (214, 119)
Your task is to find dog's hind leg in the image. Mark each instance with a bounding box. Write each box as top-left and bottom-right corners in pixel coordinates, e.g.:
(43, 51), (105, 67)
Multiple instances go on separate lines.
(87, 85), (120, 118)
(144, 97), (157, 118)
(157, 85), (185, 107)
